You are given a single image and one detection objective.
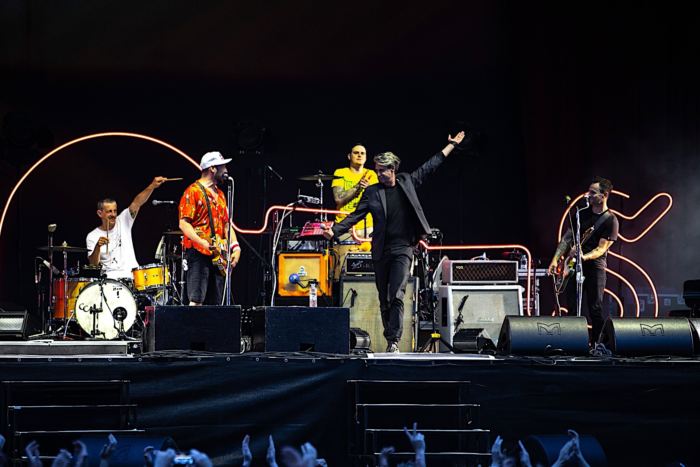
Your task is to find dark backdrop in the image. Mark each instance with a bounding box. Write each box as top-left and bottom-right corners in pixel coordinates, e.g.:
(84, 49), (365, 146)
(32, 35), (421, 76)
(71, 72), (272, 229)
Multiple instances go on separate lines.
(1, 2), (698, 318)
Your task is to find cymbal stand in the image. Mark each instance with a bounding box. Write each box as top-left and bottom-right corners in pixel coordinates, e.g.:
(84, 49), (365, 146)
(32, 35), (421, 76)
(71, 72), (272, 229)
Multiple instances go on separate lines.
(315, 174), (326, 222)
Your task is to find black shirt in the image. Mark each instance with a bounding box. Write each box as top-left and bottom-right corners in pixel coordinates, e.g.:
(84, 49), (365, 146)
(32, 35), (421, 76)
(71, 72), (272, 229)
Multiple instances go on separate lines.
(383, 185), (416, 252)
(564, 208), (619, 267)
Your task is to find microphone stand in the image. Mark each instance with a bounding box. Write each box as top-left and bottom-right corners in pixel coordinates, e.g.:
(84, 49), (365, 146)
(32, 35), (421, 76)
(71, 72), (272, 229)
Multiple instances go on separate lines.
(46, 225), (56, 333)
(224, 177), (235, 306)
(573, 197), (590, 317)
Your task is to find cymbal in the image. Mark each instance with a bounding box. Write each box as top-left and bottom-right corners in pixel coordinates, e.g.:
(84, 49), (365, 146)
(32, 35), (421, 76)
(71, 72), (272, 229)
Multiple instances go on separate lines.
(38, 245), (88, 253)
(297, 172), (340, 181)
(162, 230), (183, 236)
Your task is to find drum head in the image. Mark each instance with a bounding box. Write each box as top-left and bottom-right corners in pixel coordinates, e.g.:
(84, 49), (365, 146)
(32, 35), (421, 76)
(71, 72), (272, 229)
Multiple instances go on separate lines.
(74, 279), (137, 339)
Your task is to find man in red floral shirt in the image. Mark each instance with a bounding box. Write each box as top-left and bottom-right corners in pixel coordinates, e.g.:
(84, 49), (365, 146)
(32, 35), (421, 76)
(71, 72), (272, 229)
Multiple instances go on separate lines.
(179, 151), (241, 305)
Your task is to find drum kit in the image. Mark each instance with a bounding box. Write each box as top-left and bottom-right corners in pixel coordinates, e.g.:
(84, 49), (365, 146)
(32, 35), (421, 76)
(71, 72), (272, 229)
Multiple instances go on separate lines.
(36, 230), (185, 341)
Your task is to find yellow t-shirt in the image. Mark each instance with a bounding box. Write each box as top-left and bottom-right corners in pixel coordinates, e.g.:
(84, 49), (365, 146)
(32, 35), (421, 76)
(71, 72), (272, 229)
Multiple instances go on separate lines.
(332, 167), (378, 230)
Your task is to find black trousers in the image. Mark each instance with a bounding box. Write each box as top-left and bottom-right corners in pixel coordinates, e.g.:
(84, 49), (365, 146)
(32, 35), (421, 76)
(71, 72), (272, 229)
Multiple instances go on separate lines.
(565, 262), (608, 342)
(185, 249), (225, 305)
(373, 247), (413, 345)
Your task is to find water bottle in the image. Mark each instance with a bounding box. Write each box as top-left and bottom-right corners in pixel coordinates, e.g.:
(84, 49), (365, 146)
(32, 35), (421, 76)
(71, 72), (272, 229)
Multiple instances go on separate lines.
(309, 280), (318, 308)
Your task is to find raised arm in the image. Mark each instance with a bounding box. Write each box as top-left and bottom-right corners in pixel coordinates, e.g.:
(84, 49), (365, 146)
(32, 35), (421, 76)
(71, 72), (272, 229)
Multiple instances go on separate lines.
(129, 176), (167, 218)
(411, 131), (465, 188)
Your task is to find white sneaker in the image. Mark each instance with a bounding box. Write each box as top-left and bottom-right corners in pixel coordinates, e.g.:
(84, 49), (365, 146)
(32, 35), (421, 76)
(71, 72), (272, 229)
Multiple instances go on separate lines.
(385, 342), (400, 353)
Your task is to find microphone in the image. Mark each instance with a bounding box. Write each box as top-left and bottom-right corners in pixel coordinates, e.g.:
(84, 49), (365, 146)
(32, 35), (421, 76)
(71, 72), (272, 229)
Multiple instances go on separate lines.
(564, 195), (572, 204)
(152, 200), (175, 206)
(266, 165), (283, 181)
(37, 257), (60, 275)
(298, 194), (321, 205)
(227, 176), (235, 182)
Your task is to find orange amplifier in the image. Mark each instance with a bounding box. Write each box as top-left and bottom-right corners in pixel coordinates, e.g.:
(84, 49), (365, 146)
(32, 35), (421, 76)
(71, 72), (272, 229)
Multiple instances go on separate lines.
(277, 252), (333, 297)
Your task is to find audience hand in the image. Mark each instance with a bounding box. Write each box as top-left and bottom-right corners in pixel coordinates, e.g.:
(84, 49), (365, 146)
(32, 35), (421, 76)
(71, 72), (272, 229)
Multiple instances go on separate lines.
(242, 435), (252, 467)
(51, 449), (73, 467)
(190, 449), (213, 467)
(72, 440), (88, 467)
(25, 440), (42, 467)
(267, 435), (279, 467)
(378, 446), (395, 467)
(551, 430), (590, 467)
(152, 448), (176, 467)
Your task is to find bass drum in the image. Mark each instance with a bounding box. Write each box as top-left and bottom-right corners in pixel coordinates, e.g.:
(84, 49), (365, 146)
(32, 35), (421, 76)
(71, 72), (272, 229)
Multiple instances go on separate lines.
(74, 279), (137, 340)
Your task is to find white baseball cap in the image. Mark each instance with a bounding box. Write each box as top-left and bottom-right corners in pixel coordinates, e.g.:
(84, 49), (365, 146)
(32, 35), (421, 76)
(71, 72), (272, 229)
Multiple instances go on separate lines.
(199, 151), (232, 170)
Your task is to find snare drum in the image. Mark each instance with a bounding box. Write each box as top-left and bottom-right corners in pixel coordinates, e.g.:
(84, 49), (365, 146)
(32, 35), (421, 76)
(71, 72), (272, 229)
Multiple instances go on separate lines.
(75, 279), (137, 339)
(132, 263), (170, 291)
(53, 277), (93, 319)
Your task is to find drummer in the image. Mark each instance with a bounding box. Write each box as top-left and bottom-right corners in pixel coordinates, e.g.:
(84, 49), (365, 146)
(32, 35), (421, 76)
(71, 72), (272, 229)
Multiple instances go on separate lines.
(86, 177), (167, 279)
(332, 143), (378, 240)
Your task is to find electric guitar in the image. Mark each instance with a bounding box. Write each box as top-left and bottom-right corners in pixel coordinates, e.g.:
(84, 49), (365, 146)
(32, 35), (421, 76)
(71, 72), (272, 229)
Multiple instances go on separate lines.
(552, 226), (594, 294)
(209, 234), (229, 276)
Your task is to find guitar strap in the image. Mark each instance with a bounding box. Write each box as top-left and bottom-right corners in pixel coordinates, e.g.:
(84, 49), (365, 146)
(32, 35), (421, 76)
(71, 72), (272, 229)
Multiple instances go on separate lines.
(196, 182), (217, 244)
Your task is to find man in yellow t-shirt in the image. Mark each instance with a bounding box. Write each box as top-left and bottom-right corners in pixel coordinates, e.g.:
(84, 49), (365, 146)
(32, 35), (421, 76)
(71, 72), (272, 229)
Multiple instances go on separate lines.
(332, 144), (379, 239)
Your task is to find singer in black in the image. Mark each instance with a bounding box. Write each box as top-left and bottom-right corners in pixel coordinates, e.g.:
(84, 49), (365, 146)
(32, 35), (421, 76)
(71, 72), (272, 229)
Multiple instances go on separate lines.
(548, 176), (619, 342)
(323, 132), (465, 353)
(86, 176), (167, 280)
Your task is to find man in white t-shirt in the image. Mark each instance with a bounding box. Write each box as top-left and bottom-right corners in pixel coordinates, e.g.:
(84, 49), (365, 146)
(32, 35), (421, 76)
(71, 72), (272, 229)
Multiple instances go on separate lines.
(86, 177), (167, 279)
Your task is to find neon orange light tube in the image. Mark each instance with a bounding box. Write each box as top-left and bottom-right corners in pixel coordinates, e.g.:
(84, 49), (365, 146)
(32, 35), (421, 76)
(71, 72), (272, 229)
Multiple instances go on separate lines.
(0, 132), (199, 240)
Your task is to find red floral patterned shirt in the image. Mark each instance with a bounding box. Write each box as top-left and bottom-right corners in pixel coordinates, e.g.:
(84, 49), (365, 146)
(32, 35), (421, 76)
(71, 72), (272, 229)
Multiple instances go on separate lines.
(179, 181), (229, 256)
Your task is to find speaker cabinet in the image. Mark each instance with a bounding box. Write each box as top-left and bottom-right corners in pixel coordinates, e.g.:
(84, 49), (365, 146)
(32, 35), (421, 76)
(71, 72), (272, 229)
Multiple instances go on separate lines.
(497, 316), (590, 355)
(339, 275), (417, 353)
(599, 318), (694, 356)
(146, 306), (241, 353)
(437, 285), (523, 351)
(277, 253), (332, 296)
(250, 306), (350, 354)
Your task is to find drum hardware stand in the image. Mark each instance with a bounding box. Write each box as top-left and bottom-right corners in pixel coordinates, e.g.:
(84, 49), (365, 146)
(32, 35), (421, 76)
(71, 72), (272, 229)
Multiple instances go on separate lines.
(46, 224), (57, 333)
(111, 306), (136, 340)
(417, 248), (455, 353)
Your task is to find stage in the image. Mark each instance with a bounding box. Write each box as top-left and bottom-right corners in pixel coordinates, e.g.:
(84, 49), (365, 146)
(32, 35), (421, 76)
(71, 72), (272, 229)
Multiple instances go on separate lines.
(1, 346), (699, 466)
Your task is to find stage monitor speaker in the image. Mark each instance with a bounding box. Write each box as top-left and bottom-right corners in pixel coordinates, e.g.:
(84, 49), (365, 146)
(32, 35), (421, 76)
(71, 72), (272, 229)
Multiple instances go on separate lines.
(497, 316), (590, 355)
(598, 318), (694, 357)
(437, 285), (523, 351)
(0, 310), (28, 340)
(689, 319), (700, 353)
(277, 253), (332, 297)
(146, 306), (241, 353)
(250, 306), (350, 354)
(339, 275), (417, 353)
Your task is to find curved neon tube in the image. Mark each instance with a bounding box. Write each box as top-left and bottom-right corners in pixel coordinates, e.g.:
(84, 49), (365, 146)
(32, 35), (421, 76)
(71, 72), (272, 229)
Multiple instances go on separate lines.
(608, 251), (659, 318)
(418, 241), (533, 316)
(604, 288), (625, 318)
(232, 205), (343, 234)
(605, 268), (641, 317)
(0, 132), (199, 240)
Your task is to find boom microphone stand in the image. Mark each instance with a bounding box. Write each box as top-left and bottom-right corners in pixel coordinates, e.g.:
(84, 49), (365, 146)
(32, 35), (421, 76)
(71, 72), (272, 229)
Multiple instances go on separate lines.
(572, 195), (590, 317)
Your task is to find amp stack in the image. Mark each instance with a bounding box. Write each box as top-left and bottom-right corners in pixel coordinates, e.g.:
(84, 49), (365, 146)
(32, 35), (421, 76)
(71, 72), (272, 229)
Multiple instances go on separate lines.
(339, 250), (417, 353)
(437, 259), (524, 351)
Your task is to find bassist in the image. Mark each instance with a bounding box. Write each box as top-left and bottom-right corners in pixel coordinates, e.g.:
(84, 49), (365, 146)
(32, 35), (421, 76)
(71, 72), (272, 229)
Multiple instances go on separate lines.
(548, 177), (619, 342)
(179, 151), (241, 306)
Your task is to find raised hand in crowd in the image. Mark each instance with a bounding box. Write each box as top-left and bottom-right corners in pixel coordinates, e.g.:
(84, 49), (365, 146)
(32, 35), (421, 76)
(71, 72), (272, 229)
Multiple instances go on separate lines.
(551, 430), (590, 467)
(378, 446), (395, 467)
(99, 434), (118, 467)
(152, 448), (176, 467)
(279, 442), (324, 467)
(189, 448), (213, 467)
(25, 440), (42, 467)
(242, 435), (253, 467)
(51, 449), (73, 467)
(489, 436), (533, 467)
(403, 422), (426, 467)
(267, 435), (279, 467)
(72, 440), (88, 467)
